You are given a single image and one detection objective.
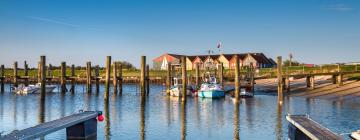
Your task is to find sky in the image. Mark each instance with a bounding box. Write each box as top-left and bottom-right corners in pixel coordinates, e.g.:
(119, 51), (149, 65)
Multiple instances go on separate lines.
(0, 0), (359, 68)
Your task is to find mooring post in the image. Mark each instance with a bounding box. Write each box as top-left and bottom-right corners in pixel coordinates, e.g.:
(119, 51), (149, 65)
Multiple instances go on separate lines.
(195, 63), (200, 89)
(0, 65), (4, 92)
(13, 61), (18, 87)
(24, 61), (29, 86)
(104, 56), (111, 100)
(86, 62), (92, 93)
(61, 62), (67, 93)
(277, 56), (283, 104)
(338, 74), (343, 86)
(306, 76), (311, 87)
(285, 76), (290, 92)
(249, 62), (254, 92)
(95, 65), (100, 93)
(48, 64), (52, 77)
(113, 62), (118, 94)
(140, 56), (146, 96)
(181, 56), (187, 100)
(118, 63), (123, 95)
(145, 64), (150, 95)
(166, 62), (171, 94)
(70, 64), (75, 93)
(332, 75), (337, 84)
(219, 63), (224, 88)
(234, 55), (240, 100)
(40, 56), (46, 99)
(310, 76), (315, 89)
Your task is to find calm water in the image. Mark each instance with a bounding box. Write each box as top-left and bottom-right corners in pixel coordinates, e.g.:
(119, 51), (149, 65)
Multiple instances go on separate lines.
(0, 84), (359, 140)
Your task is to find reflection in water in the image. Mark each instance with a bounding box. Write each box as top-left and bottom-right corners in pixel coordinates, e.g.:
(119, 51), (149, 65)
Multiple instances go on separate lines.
(181, 100), (187, 140)
(12, 95), (18, 125)
(104, 100), (111, 140)
(38, 97), (45, 140)
(275, 104), (283, 139)
(140, 96), (146, 140)
(233, 101), (240, 140)
(244, 98), (254, 130)
(165, 96), (171, 127)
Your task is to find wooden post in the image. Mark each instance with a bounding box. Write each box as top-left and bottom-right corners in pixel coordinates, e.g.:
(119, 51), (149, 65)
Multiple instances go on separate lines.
(47, 64), (52, 77)
(145, 64), (150, 95)
(24, 61), (29, 86)
(277, 56), (283, 104)
(219, 63), (224, 87)
(113, 62), (118, 94)
(140, 56), (146, 96)
(37, 62), (41, 83)
(306, 76), (311, 87)
(13, 61), (18, 87)
(332, 75), (337, 84)
(338, 74), (343, 86)
(285, 76), (290, 92)
(40, 56), (46, 99)
(166, 62), (171, 94)
(337, 64), (341, 72)
(60, 62), (67, 93)
(0, 65), (4, 92)
(234, 55), (240, 100)
(86, 62), (92, 93)
(249, 62), (254, 92)
(118, 64), (123, 95)
(181, 56), (187, 100)
(104, 56), (111, 100)
(310, 76), (315, 89)
(195, 63), (200, 89)
(95, 65), (100, 93)
(70, 64), (75, 93)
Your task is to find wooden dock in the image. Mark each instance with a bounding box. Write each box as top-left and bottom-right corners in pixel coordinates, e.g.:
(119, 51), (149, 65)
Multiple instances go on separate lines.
(286, 115), (342, 140)
(1, 111), (100, 140)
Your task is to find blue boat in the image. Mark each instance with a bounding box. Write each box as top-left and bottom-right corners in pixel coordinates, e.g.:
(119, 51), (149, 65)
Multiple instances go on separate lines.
(197, 78), (225, 98)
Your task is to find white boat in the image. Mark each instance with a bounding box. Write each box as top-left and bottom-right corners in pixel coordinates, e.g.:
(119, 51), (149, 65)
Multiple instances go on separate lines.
(351, 130), (360, 140)
(13, 83), (56, 94)
(239, 88), (254, 98)
(169, 78), (194, 97)
(197, 77), (225, 98)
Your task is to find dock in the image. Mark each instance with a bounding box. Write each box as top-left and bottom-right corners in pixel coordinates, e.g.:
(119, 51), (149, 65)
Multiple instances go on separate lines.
(1, 111), (101, 140)
(286, 115), (342, 140)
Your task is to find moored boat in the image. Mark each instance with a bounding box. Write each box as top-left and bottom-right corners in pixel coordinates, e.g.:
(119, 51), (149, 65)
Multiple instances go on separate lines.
(12, 83), (56, 94)
(197, 77), (225, 98)
(169, 78), (194, 97)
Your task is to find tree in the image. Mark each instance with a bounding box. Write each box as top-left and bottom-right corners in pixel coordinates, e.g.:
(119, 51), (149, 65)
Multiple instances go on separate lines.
(283, 59), (300, 67)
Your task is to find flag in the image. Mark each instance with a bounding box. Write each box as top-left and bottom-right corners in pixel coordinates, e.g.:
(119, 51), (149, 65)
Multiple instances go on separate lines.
(217, 42), (222, 48)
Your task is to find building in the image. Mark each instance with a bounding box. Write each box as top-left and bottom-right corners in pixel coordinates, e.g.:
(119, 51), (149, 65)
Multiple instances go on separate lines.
(152, 53), (275, 70)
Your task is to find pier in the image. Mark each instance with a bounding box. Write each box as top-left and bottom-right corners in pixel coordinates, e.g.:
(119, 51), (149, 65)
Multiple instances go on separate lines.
(1, 111), (101, 140)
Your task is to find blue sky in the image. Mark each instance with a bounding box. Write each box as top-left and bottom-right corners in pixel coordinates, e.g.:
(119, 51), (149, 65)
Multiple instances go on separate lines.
(0, 0), (359, 68)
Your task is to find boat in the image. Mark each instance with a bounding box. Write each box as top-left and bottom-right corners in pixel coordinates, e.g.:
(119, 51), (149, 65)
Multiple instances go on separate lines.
(197, 76), (225, 98)
(169, 78), (194, 97)
(239, 88), (254, 98)
(350, 130), (360, 140)
(12, 83), (56, 94)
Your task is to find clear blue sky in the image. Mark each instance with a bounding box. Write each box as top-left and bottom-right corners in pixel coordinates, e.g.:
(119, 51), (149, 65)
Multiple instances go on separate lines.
(0, 0), (359, 68)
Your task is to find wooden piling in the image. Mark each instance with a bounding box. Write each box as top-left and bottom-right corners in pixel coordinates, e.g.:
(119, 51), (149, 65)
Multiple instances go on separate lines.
(70, 64), (75, 93)
(140, 56), (146, 96)
(60, 62), (67, 93)
(24, 61), (29, 86)
(310, 76), (315, 89)
(113, 62), (118, 94)
(40, 56), (46, 99)
(277, 56), (283, 104)
(285, 76), (290, 92)
(0, 65), (4, 92)
(13, 61), (18, 87)
(86, 62), (92, 93)
(95, 65), (100, 93)
(146, 65), (150, 95)
(118, 64), (123, 95)
(249, 62), (254, 92)
(166, 62), (171, 94)
(338, 74), (343, 86)
(104, 56), (111, 100)
(219, 63), (224, 87)
(195, 63), (200, 89)
(181, 56), (187, 100)
(47, 64), (52, 77)
(234, 55), (240, 100)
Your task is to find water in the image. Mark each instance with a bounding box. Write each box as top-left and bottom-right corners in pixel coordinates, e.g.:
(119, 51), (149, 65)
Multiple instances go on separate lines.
(0, 84), (359, 140)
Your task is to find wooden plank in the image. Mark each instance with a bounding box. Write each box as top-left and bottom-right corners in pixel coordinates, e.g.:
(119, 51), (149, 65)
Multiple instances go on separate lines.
(286, 115), (341, 140)
(1, 111), (99, 140)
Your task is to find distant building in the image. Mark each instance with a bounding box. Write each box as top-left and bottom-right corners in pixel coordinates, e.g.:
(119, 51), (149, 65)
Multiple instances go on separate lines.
(152, 53), (275, 70)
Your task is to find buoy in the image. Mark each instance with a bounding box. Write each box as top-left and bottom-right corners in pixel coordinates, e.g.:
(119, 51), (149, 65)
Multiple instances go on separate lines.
(97, 115), (104, 121)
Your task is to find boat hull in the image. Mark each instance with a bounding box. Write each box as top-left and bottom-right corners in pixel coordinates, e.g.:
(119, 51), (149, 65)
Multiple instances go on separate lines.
(198, 90), (225, 98)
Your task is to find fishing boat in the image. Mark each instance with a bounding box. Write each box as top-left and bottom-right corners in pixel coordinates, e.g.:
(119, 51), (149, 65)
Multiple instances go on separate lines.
(169, 78), (194, 97)
(12, 83), (56, 94)
(197, 76), (225, 98)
